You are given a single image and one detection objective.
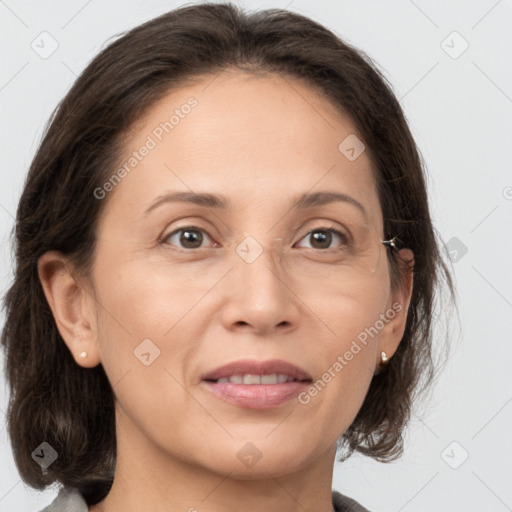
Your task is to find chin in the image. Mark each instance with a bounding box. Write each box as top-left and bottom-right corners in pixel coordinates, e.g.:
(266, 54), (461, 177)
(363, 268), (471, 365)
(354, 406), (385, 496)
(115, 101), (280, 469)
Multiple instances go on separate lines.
(197, 442), (317, 479)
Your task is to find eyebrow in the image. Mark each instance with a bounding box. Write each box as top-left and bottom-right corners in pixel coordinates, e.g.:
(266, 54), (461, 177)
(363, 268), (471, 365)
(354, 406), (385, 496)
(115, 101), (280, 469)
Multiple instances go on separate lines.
(143, 190), (367, 220)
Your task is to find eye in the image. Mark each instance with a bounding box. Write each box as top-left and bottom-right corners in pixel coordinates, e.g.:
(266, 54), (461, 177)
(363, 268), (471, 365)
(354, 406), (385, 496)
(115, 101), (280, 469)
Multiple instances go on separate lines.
(295, 226), (349, 251)
(161, 226), (217, 250)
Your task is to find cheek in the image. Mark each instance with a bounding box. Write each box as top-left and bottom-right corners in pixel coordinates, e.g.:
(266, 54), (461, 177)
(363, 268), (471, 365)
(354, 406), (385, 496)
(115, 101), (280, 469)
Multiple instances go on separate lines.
(297, 320), (376, 442)
(303, 262), (390, 342)
(93, 252), (201, 341)
(91, 261), (203, 442)
(90, 255), (194, 387)
(296, 271), (388, 415)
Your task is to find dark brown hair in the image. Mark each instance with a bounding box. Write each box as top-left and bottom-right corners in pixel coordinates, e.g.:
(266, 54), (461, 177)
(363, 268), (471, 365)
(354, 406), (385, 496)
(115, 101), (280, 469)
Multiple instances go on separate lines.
(1, 1), (454, 505)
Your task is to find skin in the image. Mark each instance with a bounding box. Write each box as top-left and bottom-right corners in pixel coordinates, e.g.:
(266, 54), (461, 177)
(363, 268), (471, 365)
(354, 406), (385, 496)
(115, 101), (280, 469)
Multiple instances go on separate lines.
(38, 70), (414, 512)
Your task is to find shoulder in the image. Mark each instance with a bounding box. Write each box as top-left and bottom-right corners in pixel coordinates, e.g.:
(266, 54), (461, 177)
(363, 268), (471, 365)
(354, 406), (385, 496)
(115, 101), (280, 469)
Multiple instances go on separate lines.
(332, 490), (372, 512)
(39, 487), (88, 512)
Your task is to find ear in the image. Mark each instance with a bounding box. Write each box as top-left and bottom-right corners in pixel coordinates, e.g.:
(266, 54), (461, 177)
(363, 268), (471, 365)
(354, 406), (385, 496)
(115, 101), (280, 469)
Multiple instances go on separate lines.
(378, 248), (415, 363)
(37, 250), (101, 368)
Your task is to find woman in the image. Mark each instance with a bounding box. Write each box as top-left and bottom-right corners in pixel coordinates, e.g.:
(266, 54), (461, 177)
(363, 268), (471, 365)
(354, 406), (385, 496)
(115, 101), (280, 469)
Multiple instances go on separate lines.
(1, 3), (453, 511)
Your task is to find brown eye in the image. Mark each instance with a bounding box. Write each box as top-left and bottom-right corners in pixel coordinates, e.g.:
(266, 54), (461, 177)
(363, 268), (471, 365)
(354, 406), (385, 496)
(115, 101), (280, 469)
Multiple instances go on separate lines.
(162, 226), (213, 250)
(295, 227), (348, 251)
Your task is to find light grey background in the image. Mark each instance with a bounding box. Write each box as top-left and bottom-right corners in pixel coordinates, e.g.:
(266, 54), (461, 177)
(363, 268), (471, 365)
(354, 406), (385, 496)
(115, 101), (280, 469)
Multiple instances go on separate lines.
(1, 1), (511, 511)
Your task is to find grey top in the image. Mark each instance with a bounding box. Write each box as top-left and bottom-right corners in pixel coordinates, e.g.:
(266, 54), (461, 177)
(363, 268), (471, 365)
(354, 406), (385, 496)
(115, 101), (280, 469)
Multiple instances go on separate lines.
(41, 487), (370, 511)
(40, 488), (87, 512)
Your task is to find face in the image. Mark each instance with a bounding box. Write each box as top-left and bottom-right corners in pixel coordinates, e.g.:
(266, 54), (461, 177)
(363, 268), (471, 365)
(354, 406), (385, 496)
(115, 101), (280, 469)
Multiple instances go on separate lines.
(65, 71), (411, 477)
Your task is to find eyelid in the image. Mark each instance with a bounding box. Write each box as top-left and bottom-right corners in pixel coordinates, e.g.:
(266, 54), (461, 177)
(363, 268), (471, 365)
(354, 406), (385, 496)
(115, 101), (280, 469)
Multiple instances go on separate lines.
(293, 218), (350, 241)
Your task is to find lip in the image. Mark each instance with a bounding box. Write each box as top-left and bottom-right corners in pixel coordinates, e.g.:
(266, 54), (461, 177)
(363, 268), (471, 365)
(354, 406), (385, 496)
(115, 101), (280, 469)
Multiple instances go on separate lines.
(201, 359), (312, 410)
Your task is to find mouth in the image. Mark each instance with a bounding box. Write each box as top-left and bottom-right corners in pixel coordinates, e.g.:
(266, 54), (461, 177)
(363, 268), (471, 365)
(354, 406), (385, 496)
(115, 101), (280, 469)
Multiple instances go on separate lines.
(208, 373), (302, 384)
(201, 359), (312, 410)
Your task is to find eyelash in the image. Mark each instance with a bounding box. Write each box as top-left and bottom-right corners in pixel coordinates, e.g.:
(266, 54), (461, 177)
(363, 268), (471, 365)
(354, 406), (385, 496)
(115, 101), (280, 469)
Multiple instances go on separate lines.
(160, 224), (350, 253)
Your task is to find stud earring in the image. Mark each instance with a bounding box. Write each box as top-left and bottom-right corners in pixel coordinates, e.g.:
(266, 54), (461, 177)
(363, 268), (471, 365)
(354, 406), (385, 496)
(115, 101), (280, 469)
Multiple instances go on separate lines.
(79, 351), (88, 359)
(380, 351), (389, 365)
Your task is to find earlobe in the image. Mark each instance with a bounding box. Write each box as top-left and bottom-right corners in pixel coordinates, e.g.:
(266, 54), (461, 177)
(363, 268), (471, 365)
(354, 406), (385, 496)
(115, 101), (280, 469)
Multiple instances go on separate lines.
(37, 250), (101, 368)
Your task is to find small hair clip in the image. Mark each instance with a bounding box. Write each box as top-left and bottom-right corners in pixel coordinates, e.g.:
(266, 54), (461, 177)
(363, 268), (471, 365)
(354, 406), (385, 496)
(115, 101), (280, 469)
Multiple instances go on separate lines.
(381, 234), (400, 251)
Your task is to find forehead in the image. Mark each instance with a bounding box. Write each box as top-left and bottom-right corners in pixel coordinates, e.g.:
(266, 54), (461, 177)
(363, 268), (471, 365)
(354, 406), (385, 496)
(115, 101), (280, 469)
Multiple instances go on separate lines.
(100, 70), (381, 230)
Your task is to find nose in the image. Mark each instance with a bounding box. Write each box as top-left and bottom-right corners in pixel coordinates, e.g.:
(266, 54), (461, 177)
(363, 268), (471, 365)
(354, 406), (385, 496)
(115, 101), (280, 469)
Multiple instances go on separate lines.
(220, 240), (301, 336)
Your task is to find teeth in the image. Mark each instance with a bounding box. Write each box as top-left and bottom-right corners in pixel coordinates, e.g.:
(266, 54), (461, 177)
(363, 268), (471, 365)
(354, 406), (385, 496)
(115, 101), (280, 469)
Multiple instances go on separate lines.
(261, 373), (278, 384)
(215, 374), (295, 384)
(243, 374), (261, 385)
